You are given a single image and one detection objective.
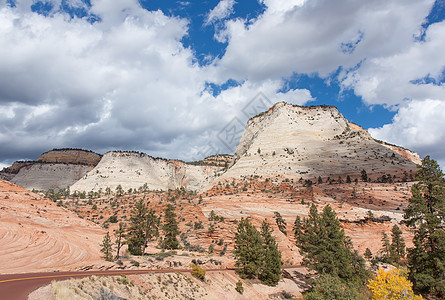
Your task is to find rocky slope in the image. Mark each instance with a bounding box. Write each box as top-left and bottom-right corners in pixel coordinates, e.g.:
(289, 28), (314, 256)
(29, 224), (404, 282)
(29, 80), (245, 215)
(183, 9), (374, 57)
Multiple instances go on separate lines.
(2, 149), (101, 191)
(70, 151), (223, 192)
(0, 179), (104, 273)
(223, 102), (418, 180)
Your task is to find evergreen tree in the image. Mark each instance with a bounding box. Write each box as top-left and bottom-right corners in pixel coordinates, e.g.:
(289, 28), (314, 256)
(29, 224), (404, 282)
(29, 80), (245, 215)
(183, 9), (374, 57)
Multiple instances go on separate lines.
(294, 204), (368, 283)
(390, 224), (406, 264)
(379, 232), (391, 262)
(361, 169), (368, 182)
(114, 222), (125, 259)
(273, 211), (287, 235)
(233, 217), (264, 279)
(163, 204), (179, 250)
(404, 156), (445, 297)
(364, 248), (373, 261)
(115, 184), (124, 197)
(318, 176), (323, 184)
(260, 220), (283, 286)
(142, 209), (160, 255)
(126, 199), (148, 255)
(100, 232), (114, 261)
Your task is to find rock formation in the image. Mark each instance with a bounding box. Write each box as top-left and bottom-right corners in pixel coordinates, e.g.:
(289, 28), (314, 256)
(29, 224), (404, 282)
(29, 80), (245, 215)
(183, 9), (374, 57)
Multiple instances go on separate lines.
(2, 149), (101, 191)
(70, 151), (223, 192)
(0, 179), (104, 273)
(222, 102), (418, 180)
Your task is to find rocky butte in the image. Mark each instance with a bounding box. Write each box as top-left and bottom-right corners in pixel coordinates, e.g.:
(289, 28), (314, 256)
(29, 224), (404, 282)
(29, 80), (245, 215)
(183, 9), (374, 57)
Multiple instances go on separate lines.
(1, 149), (102, 191)
(223, 102), (419, 181)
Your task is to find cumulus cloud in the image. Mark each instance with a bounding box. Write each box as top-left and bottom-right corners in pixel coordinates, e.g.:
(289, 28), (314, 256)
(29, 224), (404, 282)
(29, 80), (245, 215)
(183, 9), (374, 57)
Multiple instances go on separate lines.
(205, 0), (235, 25)
(369, 99), (445, 166)
(1, 0), (445, 170)
(215, 0), (433, 82)
(0, 1), (313, 164)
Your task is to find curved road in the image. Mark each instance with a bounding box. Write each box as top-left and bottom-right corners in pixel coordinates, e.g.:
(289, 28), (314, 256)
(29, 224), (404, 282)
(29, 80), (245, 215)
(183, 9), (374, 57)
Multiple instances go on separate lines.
(0, 266), (302, 300)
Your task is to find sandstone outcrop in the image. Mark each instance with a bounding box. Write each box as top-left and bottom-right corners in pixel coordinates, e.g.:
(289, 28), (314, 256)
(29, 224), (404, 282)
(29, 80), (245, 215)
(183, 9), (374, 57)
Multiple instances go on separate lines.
(2, 149), (101, 191)
(0, 179), (104, 273)
(70, 151), (223, 192)
(36, 148), (102, 165)
(222, 102), (418, 180)
(11, 163), (95, 191)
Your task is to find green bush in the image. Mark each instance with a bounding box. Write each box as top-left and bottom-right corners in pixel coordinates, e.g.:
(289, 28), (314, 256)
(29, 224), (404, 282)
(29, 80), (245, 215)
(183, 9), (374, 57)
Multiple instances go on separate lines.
(235, 280), (244, 294)
(190, 263), (206, 281)
(304, 274), (366, 300)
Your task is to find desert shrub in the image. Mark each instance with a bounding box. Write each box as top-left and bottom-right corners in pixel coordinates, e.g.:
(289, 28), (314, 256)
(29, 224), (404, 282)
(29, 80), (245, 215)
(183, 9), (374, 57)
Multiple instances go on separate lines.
(235, 280), (244, 294)
(304, 274), (365, 300)
(190, 263), (206, 281)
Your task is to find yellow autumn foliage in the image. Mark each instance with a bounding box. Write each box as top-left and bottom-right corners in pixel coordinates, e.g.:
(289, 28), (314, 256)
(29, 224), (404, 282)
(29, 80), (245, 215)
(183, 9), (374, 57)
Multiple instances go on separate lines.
(368, 268), (422, 300)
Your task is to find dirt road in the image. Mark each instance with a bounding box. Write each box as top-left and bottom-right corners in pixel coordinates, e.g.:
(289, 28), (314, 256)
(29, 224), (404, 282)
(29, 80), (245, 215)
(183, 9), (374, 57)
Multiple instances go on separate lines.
(0, 266), (302, 300)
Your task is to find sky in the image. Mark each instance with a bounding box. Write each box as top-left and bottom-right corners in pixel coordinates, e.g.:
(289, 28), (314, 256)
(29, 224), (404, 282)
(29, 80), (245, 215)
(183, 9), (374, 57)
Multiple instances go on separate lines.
(0, 0), (445, 169)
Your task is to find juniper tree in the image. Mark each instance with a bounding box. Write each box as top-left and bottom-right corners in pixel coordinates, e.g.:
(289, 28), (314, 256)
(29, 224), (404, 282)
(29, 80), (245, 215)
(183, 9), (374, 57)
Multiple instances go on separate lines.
(260, 220), (283, 286)
(404, 156), (445, 297)
(163, 204), (179, 250)
(273, 211), (287, 235)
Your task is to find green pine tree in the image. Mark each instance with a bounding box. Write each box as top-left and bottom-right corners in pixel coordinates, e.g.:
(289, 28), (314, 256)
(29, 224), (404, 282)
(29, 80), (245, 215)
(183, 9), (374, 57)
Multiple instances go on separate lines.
(390, 224), (405, 264)
(364, 248), (373, 261)
(361, 169), (368, 182)
(142, 209), (160, 255)
(259, 220), (283, 286)
(379, 232), (391, 262)
(162, 204), (179, 250)
(404, 156), (445, 297)
(100, 232), (114, 261)
(114, 222), (126, 259)
(294, 204), (368, 283)
(233, 217), (264, 279)
(126, 199), (148, 255)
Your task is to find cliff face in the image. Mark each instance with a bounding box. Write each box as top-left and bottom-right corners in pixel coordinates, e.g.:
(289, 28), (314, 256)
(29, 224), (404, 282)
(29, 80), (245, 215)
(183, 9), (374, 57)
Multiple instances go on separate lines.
(36, 149), (102, 165)
(70, 152), (223, 192)
(2, 149), (101, 191)
(11, 163), (94, 191)
(223, 102), (418, 180)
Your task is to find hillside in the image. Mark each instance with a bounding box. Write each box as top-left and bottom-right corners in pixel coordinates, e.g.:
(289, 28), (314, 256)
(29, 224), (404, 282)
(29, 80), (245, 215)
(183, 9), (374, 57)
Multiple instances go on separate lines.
(0, 179), (104, 273)
(222, 102), (418, 180)
(70, 151), (223, 192)
(2, 149), (101, 191)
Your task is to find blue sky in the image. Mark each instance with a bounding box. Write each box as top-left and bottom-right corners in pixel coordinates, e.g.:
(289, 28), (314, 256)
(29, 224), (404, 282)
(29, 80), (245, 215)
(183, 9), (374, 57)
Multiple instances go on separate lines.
(0, 0), (445, 168)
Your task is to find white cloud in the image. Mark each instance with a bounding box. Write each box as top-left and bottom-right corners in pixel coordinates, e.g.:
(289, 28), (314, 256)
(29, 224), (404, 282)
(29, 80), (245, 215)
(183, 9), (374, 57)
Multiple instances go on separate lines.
(205, 0), (235, 25)
(0, 2), (313, 162)
(340, 21), (445, 106)
(369, 99), (445, 166)
(1, 0), (445, 169)
(215, 0), (433, 82)
(260, 0), (306, 13)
